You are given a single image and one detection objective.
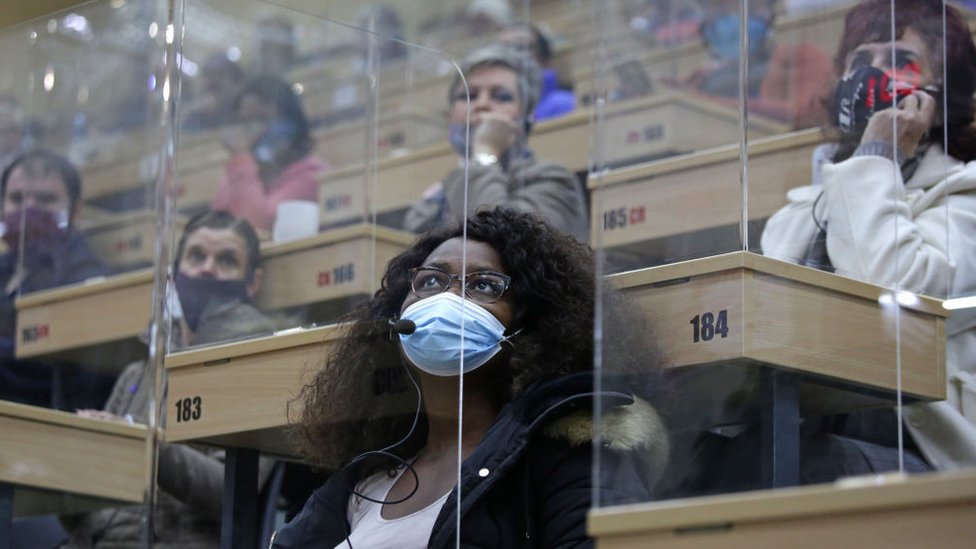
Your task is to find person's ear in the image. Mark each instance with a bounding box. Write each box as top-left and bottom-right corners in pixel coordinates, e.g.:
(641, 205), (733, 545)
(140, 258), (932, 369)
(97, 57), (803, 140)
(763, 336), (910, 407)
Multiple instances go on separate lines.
(246, 266), (264, 300)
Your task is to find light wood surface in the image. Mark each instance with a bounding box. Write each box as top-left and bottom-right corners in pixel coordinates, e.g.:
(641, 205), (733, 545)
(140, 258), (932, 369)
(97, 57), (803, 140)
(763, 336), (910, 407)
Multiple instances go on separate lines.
(589, 470), (976, 549)
(610, 252), (946, 404)
(12, 224), (412, 361)
(165, 251), (946, 457)
(164, 324), (341, 456)
(255, 224), (414, 311)
(79, 210), (187, 270)
(318, 93), (789, 228)
(0, 400), (148, 516)
(313, 107), (445, 170)
(14, 269), (153, 359)
(589, 128), (823, 253)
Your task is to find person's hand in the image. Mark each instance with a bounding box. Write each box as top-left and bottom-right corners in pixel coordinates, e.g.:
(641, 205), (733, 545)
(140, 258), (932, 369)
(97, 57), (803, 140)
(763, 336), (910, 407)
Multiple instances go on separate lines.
(471, 113), (519, 157)
(860, 89), (936, 159)
(221, 124), (256, 155)
(77, 409), (132, 423)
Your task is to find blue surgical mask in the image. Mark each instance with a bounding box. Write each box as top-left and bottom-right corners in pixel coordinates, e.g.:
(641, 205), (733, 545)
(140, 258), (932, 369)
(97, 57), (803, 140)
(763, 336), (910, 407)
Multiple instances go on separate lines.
(703, 14), (768, 61)
(398, 292), (518, 376)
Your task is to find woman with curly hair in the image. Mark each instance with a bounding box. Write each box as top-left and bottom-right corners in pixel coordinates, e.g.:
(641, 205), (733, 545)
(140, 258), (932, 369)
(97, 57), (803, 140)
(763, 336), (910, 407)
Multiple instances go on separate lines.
(271, 207), (669, 548)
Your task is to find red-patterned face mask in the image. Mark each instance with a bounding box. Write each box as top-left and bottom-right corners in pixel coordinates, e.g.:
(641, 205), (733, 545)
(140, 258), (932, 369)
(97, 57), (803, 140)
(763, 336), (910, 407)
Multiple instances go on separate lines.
(832, 65), (922, 135)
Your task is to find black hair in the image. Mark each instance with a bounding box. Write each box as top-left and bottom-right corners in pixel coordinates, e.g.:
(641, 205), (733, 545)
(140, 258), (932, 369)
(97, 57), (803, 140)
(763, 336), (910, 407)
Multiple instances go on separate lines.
(294, 207), (664, 468)
(234, 75), (314, 162)
(174, 210), (262, 280)
(1, 149), (82, 211)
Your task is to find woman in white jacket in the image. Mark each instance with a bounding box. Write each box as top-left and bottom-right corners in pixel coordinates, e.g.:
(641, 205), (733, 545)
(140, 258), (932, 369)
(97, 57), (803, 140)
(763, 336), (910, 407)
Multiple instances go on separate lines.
(761, 0), (976, 470)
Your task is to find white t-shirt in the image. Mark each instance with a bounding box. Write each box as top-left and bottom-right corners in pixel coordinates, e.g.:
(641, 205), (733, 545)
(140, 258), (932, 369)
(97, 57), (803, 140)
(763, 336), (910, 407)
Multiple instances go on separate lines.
(336, 466), (451, 549)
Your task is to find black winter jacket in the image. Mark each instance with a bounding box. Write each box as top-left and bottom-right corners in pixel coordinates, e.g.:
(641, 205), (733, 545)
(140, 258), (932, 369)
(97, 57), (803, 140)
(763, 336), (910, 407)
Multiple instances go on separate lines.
(271, 373), (669, 548)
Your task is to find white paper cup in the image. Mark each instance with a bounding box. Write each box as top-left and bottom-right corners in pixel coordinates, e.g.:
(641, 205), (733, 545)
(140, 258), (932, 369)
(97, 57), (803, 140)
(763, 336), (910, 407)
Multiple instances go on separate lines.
(272, 200), (320, 242)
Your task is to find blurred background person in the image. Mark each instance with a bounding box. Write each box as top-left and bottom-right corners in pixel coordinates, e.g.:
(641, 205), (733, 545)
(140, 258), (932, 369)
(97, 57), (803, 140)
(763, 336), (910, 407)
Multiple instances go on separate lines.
(498, 21), (575, 121)
(356, 4), (408, 69)
(683, 0), (834, 129)
(403, 46), (587, 242)
(465, 0), (513, 36)
(762, 0), (976, 472)
(621, 0), (703, 46)
(182, 52), (247, 132)
(0, 149), (110, 409)
(61, 211), (280, 548)
(212, 76), (329, 233)
(253, 16), (299, 77)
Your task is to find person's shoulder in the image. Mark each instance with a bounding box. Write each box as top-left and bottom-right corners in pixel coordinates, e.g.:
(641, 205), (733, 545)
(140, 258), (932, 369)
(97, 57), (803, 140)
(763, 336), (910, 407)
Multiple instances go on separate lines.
(60, 232), (110, 280)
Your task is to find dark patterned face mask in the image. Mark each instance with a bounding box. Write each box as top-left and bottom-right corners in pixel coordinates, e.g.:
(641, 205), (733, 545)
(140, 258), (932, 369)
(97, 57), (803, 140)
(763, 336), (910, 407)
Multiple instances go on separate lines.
(832, 65), (920, 135)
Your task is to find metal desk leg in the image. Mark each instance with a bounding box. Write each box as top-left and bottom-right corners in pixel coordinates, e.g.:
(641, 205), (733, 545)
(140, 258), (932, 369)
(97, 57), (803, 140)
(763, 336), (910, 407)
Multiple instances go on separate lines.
(1, 482), (13, 549)
(760, 368), (800, 488)
(222, 448), (259, 549)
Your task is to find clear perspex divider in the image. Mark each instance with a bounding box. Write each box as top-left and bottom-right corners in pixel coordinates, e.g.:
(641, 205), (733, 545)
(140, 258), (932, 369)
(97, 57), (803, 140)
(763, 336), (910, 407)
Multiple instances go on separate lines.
(592, 0), (969, 529)
(160, 1), (477, 547)
(0, 0), (175, 546)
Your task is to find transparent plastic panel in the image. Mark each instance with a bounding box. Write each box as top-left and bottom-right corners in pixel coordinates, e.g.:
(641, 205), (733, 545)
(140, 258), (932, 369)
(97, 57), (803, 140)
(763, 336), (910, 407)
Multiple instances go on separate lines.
(0, 1), (173, 546)
(589, 0), (753, 277)
(159, 2), (478, 547)
(593, 0), (970, 528)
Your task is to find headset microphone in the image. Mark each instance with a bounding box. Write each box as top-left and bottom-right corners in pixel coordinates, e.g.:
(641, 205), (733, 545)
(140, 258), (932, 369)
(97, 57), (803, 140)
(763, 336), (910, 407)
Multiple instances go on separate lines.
(390, 318), (416, 335)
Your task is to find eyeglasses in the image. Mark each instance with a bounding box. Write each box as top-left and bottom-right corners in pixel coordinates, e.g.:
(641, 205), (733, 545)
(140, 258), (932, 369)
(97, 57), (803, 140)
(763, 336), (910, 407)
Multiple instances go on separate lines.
(409, 266), (512, 303)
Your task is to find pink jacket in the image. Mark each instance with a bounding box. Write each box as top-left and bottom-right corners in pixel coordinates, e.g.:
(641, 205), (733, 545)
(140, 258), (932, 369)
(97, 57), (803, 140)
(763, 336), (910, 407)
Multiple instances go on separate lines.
(211, 153), (328, 231)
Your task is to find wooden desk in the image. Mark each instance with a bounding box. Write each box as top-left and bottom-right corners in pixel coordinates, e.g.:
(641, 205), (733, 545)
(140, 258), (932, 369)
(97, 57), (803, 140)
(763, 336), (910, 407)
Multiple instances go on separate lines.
(535, 93), (788, 171)
(14, 269), (152, 369)
(79, 210), (187, 271)
(318, 141), (456, 228)
(0, 400), (148, 517)
(610, 251), (945, 485)
(610, 252), (946, 404)
(589, 128), (823, 265)
(589, 470), (976, 548)
(319, 94), (789, 229)
(13, 225), (411, 367)
(165, 252), (946, 461)
(165, 325), (339, 457)
(255, 224), (414, 318)
(312, 107), (445, 170)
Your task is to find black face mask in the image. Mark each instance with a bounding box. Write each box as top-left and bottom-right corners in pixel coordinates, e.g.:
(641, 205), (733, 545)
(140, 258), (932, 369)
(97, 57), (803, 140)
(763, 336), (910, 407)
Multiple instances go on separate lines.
(832, 65), (919, 136)
(174, 272), (249, 331)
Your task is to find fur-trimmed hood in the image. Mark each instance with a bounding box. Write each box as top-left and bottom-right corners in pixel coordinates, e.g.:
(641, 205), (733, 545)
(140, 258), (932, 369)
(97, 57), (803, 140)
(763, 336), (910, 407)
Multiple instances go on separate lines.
(543, 395), (671, 490)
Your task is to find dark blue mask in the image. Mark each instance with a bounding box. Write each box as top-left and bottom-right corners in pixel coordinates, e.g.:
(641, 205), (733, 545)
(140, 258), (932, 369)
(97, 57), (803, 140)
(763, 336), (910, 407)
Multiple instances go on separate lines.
(703, 14), (769, 61)
(174, 272), (249, 331)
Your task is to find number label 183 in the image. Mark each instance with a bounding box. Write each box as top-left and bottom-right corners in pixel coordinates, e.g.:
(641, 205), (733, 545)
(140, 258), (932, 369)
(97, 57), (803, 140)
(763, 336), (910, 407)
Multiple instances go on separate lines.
(174, 396), (202, 423)
(690, 310), (730, 342)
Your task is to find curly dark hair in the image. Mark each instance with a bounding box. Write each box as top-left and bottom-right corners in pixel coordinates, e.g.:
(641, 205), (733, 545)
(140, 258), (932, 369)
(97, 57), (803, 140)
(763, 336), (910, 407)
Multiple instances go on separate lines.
(294, 207), (664, 468)
(828, 0), (976, 162)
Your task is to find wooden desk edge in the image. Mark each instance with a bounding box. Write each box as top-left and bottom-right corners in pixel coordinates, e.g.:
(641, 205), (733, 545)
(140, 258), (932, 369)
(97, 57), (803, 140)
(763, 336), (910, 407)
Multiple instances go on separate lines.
(587, 470), (976, 537)
(588, 128), (824, 190)
(165, 323), (346, 368)
(15, 269), (153, 308)
(607, 251), (948, 317)
(0, 400), (148, 438)
(260, 223), (415, 257)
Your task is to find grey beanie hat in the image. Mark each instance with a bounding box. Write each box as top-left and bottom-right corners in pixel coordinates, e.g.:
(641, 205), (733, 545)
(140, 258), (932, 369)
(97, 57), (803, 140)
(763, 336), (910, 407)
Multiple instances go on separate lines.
(447, 44), (542, 120)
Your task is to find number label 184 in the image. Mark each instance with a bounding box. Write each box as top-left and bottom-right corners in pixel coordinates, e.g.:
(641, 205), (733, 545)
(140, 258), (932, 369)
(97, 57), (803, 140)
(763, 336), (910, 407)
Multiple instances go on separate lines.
(690, 310), (730, 342)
